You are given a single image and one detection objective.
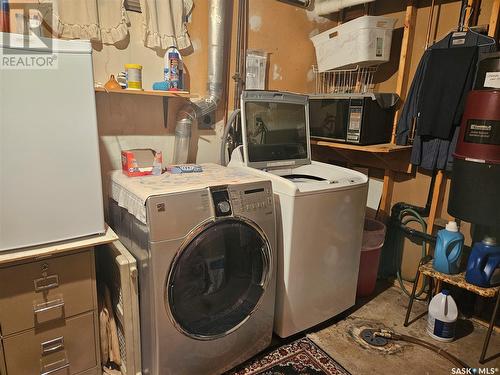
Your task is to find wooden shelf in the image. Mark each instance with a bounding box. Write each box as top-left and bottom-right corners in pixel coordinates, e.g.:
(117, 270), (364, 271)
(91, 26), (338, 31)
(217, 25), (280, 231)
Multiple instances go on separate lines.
(95, 87), (196, 98)
(310, 140), (412, 154)
(311, 139), (412, 173)
(420, 261), (498, 298)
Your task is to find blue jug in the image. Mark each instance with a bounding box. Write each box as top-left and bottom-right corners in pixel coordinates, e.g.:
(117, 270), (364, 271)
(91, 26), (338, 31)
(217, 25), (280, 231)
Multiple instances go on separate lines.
(465, 237), (500, 288)
(433, 221), (464, 274)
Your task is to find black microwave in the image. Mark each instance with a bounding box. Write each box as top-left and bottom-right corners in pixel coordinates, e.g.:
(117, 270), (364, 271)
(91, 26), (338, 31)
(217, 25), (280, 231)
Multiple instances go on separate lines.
(308, 93), (399, 145)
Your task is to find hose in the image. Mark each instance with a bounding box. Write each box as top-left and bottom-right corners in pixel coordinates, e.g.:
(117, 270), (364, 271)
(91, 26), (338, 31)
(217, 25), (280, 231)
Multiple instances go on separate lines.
(220, 109), (241, 166)
(396, 208), (428, 300)
(374, 330), (470, 369)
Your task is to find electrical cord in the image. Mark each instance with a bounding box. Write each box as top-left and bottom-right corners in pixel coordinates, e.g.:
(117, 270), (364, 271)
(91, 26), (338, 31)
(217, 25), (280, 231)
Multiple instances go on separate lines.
(397, 208), (429, 300)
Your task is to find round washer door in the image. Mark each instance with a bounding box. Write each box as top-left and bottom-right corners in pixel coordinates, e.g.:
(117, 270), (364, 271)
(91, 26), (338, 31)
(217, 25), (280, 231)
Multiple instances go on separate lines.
(166, 218), (271, 340)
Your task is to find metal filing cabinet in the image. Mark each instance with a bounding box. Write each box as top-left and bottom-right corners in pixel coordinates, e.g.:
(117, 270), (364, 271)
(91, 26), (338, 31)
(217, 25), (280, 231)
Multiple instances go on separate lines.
(0, 248), (101, 375)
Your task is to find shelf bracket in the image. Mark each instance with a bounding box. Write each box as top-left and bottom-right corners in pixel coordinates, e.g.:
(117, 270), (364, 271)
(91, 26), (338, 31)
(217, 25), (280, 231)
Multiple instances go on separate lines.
(163, 97), (169, 128)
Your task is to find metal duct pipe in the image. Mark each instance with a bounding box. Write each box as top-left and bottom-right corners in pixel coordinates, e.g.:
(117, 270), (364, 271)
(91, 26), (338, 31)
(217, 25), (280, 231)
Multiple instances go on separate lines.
(173, 0), (228, 164)
(314, 0), (375, 15)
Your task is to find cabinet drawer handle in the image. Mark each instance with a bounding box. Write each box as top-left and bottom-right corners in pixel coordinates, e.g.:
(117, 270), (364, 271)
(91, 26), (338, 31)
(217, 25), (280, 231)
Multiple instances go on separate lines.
(40, 356), (70, 375)
(34, 275), (59, 292)
(41, 336), (65, 355)
(34, 297), (65, 316)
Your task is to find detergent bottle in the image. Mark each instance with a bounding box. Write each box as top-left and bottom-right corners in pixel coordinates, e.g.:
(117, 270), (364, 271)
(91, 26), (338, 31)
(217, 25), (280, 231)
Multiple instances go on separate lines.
(433, 221), (464, 274)
(427, 290), (458, 342)
(465, 237), (500, 287)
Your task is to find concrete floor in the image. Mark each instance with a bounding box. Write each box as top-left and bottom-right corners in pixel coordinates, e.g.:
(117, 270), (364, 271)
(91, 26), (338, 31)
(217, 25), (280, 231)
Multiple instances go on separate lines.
(307, 284), (500, 375)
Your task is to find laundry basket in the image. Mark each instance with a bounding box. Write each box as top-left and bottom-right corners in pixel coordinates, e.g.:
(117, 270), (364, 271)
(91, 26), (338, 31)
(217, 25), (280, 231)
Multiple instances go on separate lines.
(356, 218), (386, 298)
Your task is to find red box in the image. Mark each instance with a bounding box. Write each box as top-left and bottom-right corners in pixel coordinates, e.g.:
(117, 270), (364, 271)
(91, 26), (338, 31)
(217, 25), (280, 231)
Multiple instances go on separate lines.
(121, 149), (162, 177)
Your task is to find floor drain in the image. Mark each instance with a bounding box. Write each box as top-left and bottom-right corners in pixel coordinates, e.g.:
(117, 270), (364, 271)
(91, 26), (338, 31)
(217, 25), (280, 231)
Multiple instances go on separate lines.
(360, 329), (389, 347)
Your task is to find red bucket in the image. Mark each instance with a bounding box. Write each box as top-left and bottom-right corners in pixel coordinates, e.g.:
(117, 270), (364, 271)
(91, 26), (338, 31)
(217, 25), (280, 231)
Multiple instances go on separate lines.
(356, 218), (386, 298)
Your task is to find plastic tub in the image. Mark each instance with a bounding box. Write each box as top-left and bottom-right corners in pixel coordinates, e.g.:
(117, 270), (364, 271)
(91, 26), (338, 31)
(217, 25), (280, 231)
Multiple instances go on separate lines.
(311, 16), (396, 72)
(357, 218), (386, 298)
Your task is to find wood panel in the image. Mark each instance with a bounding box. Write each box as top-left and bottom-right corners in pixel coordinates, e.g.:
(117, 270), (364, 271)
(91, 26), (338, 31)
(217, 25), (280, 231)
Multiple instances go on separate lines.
(489, 0), (500, 37)
(391, 1), (418, 143)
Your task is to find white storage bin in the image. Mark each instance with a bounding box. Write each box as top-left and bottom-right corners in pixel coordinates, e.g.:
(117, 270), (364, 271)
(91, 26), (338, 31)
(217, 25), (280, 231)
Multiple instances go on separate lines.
(311, 16), (396, 72)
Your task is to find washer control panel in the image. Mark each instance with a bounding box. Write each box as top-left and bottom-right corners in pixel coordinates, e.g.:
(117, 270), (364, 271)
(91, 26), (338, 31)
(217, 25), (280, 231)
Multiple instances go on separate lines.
(229, 185), (273, 214)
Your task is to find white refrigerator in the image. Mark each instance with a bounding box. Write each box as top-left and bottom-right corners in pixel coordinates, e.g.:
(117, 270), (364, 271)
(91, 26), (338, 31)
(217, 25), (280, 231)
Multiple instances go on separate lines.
(0, 33), (105, 251)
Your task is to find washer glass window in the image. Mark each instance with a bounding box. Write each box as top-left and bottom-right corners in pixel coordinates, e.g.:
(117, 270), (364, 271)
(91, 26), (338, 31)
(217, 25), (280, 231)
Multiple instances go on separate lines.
(167, 219), (270, 339)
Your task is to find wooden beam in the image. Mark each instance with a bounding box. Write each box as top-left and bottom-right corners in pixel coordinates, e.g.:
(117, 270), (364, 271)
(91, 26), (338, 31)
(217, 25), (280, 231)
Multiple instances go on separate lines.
(465, 0), (474, 28)
(426, 170), (445, 254)
(463, 0), (482, 28)
(391, 0), (418, 144)
(425, 0), (437, 49)
(379, 170), (395, 221)
(489, 0), (500, 37)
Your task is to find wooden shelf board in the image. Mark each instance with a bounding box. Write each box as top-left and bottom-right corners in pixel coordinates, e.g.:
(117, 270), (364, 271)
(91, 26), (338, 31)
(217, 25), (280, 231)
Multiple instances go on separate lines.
(311, 139), (412, 154)
(0, 225), (118, 266)
(311, 140), (412, 173)
(95, 87), (196, 98)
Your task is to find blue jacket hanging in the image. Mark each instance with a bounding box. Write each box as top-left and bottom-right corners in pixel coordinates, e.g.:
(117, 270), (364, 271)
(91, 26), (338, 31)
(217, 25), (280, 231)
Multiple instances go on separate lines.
(396, 31), (496, 171)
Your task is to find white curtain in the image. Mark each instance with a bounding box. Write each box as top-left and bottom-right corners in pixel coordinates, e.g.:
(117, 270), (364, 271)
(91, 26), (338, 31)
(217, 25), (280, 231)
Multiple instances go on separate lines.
(39, 0), (193, 49)
(40, 0), (129, 44)
(139, 0), (193, 50)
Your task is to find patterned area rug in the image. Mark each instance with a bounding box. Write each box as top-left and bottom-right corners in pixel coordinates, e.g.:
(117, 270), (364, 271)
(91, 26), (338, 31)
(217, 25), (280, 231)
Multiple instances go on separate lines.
(229, 338), (350, 375)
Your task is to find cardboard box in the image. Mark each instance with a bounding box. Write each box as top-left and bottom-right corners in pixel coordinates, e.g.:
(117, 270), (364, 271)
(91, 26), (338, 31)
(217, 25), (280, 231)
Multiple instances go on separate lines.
(121, 149), (162, 177)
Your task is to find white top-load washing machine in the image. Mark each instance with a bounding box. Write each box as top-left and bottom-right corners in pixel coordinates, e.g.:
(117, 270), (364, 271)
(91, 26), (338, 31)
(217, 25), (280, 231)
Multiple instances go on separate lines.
(108, 164), (276, 375)
(228, 90), (368, 338)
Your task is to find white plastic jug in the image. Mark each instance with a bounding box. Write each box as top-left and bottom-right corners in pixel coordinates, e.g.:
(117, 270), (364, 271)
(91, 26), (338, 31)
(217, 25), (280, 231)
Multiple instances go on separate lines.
(427, 290), (458, 342)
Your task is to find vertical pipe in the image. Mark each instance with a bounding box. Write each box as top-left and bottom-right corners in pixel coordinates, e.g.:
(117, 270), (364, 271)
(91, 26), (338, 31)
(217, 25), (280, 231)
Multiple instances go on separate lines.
(173, 0), (228, 164)
(207, 0), (227, 106)
(233, 0), (245, 110)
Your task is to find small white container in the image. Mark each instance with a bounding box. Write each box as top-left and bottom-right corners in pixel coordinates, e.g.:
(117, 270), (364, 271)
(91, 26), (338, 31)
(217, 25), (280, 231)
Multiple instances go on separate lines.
(311, 16), (396, 72)
(427, 290), (458, 342)
(125, 63), (143, 90)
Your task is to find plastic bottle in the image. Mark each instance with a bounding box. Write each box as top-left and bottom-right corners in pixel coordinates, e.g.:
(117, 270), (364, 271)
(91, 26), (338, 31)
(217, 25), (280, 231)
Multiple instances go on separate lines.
(152, 151), (162, 176)
(465, 237), (500, 287)
(432, 221), (464, 274)
(125, 64), (143, 90)
(0, 0), (10, 33)
(427, 290), (458, 342)
(164, 46), (183, 91)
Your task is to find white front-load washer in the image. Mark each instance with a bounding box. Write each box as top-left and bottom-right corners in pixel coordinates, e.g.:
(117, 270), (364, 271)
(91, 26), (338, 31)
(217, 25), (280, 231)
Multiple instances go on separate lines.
(228, 90), (368, 338)
(109, 164), (276, 375)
